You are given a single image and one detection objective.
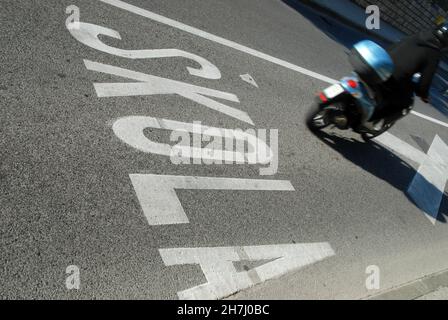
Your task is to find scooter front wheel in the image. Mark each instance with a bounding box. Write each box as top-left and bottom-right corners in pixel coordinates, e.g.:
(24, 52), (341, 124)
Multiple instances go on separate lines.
(361, 122), (394, 142)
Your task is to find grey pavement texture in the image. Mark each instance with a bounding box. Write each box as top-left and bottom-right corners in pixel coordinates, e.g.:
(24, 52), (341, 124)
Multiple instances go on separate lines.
(1, 0), (448, 299)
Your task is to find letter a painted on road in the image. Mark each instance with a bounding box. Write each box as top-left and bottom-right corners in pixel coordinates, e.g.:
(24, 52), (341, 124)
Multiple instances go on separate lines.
(159, 243), (335, 300)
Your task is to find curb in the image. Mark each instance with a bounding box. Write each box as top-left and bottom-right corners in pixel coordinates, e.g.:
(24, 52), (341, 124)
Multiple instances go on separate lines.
(364, 269), (448, 300)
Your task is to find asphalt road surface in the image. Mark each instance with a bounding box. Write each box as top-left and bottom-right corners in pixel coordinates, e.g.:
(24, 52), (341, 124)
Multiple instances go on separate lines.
(1, 0), (448, 299)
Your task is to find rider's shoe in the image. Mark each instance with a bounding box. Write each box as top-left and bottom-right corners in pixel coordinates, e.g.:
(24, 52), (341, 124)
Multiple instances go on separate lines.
(355, 119), (384, 133)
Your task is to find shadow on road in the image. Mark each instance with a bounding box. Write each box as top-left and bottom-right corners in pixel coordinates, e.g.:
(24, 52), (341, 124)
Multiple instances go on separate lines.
(313, 130), (448, 223)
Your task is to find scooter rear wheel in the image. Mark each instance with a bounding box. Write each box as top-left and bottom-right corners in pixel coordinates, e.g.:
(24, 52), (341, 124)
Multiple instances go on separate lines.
(305, 103), (330, 133)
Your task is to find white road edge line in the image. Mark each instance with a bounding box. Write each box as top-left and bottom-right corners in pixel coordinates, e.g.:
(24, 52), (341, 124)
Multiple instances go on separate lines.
(410, 110), (448, 129)
(99, 0), (339, 85)
(406, 135), (448, 225)
(100, 0), (448, 129)
(375, 132), (448, 224)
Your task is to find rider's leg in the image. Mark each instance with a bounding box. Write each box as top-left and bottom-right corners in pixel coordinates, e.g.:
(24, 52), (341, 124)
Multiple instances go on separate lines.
(371, 89), (413, 122)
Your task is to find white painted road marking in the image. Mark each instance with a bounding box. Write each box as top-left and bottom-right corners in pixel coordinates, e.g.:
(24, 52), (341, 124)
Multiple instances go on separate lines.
(65, 4), (335, 300)
(410, 110), (448, 129)
(375, 132), (448, 224)
(374, 132), (428, 166)
(84, 59), (254, 124)
(407, 135), (448, 224)
(100, 0), (448, 128)
(159, 243), (335, 300)
(130, 174), (295, 225)
(69, 22), (221, 79)
(240, 74), (259, 88)
(99, 0), (338, 84)
(112, 116), (274, 164)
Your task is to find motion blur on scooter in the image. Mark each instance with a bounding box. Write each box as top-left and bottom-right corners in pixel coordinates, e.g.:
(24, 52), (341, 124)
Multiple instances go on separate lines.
(306, 39), (418, 142)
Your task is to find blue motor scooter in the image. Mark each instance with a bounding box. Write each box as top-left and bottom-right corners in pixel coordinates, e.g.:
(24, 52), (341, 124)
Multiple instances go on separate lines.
(306, 40), (416, 142)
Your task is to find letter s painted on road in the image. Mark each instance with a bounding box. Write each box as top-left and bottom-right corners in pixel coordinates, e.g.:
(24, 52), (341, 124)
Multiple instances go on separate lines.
(68, 22), (221, 79)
